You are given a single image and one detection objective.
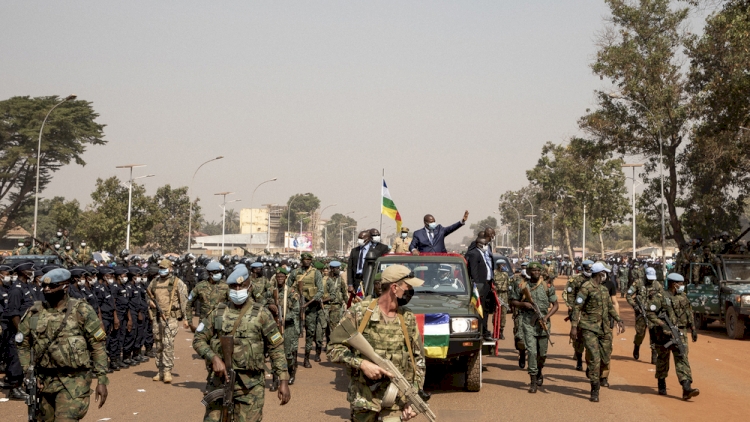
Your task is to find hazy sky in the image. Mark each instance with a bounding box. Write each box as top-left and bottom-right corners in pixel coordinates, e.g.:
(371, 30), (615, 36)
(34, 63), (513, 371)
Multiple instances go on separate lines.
(3, 1), (619, 235)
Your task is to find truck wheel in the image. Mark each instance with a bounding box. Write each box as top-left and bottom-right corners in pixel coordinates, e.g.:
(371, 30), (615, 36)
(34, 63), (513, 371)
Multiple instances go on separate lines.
(726, 306), (746, 339)
(695, 312), (708, 330)
(465, 352), (482, 392)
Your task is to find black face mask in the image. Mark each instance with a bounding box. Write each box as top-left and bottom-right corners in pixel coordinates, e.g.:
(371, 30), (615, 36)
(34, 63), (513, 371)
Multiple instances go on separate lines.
(397, 288), (414, 307)
(44, 286), (67, 305)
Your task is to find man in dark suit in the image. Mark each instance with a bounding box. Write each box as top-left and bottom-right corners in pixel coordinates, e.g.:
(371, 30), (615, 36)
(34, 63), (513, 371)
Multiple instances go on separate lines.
(467, 228), (496, 256)
(409, 211), (469, 254)
(466, 236), (497, 341)
(347, 230), (372, 291)
(368, 228), (390, 257)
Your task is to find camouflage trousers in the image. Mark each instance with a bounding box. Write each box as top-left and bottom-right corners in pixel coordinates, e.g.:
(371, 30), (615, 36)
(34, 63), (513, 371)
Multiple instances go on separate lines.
(519, 322), (548, 376)
(618, 277), (628, 297)
(634, 316), (655, 351)
(319, 306), (329, 336)
(655, 332), (692, 382)
(582, 329), (612, 383)
(496, 293), (508, 333)
(572, 327), (585, 355)
(284, 320), (300, 361)
(153, 317), (179, 372)
(512, 312), (526, 351)
(204, 383), (264, 422)
(304, 304), (324, 352)
(352, 408), (404, 422)
(39, 373), (92, 422)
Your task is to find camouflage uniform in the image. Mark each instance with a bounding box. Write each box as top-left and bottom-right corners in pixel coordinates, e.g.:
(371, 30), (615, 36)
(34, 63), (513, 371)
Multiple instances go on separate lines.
(646, 290), (694, 384)
(509, 274), (527, 352)
(148, 275), (188, 378)
(319, 275), (330, 339)
(572, 280), (622, 384)
(565, 274), (589, 357)
(327, 299), (426, 422)
(286, 266), (324, 356)
(617, 265), (629, 298)
(509, 278), (556, 377)
(251, 275), (274, 306)
(492, 270), (510, 335)
(75, 246), (93, 265)
(187, 279), (230, 322)
(327, 275), (348, 330)
(193, 298), (288, 422)
(626, 277), (663, 355)
(276, 284), (300, 364)
(18, 298), (109, 421)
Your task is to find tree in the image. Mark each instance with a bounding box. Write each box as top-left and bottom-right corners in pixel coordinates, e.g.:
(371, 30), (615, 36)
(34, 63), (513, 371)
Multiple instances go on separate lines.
(200, 219), (222, 236)
(470, 216), (498, 236)
(0, 96), (106, 234)
(279, 193), (321, 233)
(325, 213), (358, 254)
(144, 185), (201, 252)
(15, 196), (81, 241)
(224, 209), (240, 234)
(497, 185), (540, 258)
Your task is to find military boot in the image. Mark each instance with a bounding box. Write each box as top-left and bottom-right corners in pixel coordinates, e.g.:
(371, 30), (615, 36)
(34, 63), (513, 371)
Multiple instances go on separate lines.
(590, 382), (600, 402)
(303, 352), (312, 368)
(314, 346), (322, 362)
(118, 356), (130, 369)
(537, 368), (544, 386)
(518, 350), (526, 369)
(139, 349), (150, 362)
(146, 346), (156, 358)
(152, 371), (163, 382)
(270, 374), (279, 392)
(528, 375), (537, 393)
(633, 344), (640, 360)
(681, 380), (699, 400)
(575, 353), (583, 371)
(600, 377), (609, 388)
(122, 350), (133, 366)
(288, 359), (297, 385)
(9, 387), (29, 401)
(163, 372), (173, 383)
(657, 378), (667, 395)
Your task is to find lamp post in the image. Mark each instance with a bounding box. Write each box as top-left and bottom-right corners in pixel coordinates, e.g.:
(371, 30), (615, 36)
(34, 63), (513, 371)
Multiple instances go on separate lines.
(116, 164), (154, 250)
(249, 178), (277, 252)
(215, 192), (239, 253)
(610, 92), (665, 259)
(318, 204), (337, 256)
(515, 194), (535, 258)
(187, 156), (223, 253)
(501, 201), (521, 258)
(343, 225), (356, 252)
(33, 94), (77, 243)
(623, 163), (644, 260)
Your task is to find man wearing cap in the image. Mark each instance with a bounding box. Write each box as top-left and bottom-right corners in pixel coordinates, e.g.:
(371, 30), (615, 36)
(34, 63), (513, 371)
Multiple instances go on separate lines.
(274, 267), (300, 386)
(185, 260), (229, 332)
(328, 264), (426, 422)
(96, 267), (119, 371)
(3, 262), (36, 399)
(249, 261), (275, 307)
(111, 267), (132, 369)
(510, 262), (559, 393)
(193, 264), (291, 421)
(287, 252), (325, 367)
(315, 261), (331, 348)
(509, 261), (530, 368)
(392, 227), (412, 253)
(17, 268), (109, 420)
(122, 267), (144, 366)
(565, 260), (593, 371)
(132, 268), (151, 363)
(570, 262), (625, 402)
(646, 273), (700, 400)
(409, 211), (470, 255)
(627, 266), (663, 363)
(493, 260), (511, 340)
(326, 261), (348, 335)
(148, 259), (188, 383)
(75, 241), (93, 265)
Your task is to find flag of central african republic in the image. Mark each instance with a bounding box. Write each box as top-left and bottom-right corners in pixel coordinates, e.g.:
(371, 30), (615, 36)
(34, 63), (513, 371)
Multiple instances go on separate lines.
(416, 313), (450, 359)
(381, 179), (402, 233)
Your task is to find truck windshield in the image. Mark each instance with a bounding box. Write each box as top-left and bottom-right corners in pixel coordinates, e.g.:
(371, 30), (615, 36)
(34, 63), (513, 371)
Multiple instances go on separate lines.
(377, 261), (469, 296)
(724, 261), (750, 282)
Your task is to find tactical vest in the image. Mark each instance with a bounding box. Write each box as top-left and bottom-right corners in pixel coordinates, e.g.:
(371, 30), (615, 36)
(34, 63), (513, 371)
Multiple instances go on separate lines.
(151, 276), (182, 319)
(297, 268), (317, 301)
(355, 300), (414, 383)
(211, 302), (265, 372)
(28, 299), (92, 370)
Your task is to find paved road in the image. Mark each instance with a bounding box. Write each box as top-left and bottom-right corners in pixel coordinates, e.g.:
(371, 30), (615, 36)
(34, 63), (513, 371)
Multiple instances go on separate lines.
(3, 276), (749, 421)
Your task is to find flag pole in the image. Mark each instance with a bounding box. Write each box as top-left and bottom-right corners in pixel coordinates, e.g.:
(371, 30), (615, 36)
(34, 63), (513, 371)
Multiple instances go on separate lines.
(379, 168), (384, 233)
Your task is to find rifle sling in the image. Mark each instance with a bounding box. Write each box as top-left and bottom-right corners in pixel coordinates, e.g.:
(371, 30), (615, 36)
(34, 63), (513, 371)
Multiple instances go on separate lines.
(34, 300), (76, 366)
(356, 300), (417, 381)
(229, 301), (262, 336)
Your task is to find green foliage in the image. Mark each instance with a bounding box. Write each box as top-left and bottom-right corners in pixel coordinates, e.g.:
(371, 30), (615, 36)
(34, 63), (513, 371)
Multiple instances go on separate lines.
(325, 213), (358, 254)
(144, 184), (199, 252)
(0, 96), (106, 234)
(15, 196), (80, 241)
(279, 193), (321, 233)
(470, 216), (498, 236)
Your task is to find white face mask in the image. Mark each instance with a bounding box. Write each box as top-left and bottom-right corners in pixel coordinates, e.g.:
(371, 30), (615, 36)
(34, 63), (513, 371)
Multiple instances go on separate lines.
(81, 243), (86, 247)
(56, 232), (62, 237)
(400, 233), (407, 239)
(65, 246), (71, 251)
(54, 244), (60, 249)
(159, 269), (169, 277)
(480, 245), (488, 252)
(2, 276), (10, 283)
(371, 236), (381, 243)
(106, 278), (114, 285)
(11, 275), (18, 282)
(228, 288), (249, 305)
(78, 280), (86, 287)
(427, 222), (437, 230)
(357, 239), (365, 246)
(676, 285), (685, 294)
(18, 242), (24, 247)
(212, 273), (222, 282)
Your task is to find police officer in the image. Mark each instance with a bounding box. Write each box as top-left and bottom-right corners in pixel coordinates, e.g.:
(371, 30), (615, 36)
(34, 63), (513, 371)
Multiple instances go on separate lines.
(0, 265), (13, 386)
(123, 266), (143, 366)
(3, 262), (35, 399)
(133, 268), (151, 363)
(112, 267), (132, 369)
(97, 267), (119, 372)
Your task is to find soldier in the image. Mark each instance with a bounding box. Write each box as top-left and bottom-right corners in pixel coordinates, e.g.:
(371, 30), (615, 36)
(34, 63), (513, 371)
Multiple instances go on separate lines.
(326, 261), (348, 336)
(327, 264), (426, 422)
(11, 240), (25, 256)
(391, 227), (412, 253)
(273, 268), (300, 389)
(510, 262), (529, 368)
(192, 264), (291, 421)
(492, 260), (511, 340)
(249, 261), (274, 306)
(75, 241), (93, 264)
(617, 259), (629, 298)
(627, 266), (663, 363)
(509, 262), (559, 393)
(565, 260), (592, 371)
(287, 252), (324, 368)
(316, 261), (330, 346)
(186, 260), (229, 331)
(17, 268), (109, 420)
(646, 273), (700, 400)
(148, 259), (188, 383)
(570, 262), (625, 402)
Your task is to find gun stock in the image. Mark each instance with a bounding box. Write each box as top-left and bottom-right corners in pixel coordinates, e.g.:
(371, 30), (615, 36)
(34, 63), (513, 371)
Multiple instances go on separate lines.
(659, 313), (687, 356)
(24, 348), (38, 421)
(521, 285), (554, 346)
(219, 336), (236, 422)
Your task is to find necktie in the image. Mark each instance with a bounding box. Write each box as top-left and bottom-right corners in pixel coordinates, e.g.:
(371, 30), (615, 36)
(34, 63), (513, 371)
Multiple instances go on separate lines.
(358, 247), (365, 273)
(428, 230), (434, 244)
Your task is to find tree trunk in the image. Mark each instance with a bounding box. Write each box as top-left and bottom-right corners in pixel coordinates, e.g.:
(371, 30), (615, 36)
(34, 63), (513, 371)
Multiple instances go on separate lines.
(564, 226), (573, 260)
(599, 230), (605, 258)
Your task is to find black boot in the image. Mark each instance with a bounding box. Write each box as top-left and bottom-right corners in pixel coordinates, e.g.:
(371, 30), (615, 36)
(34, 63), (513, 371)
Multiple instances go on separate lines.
(140, 349), (149, 362)
(528, 374), (537, 393)
(590, 382), (600, 402)
(110, 359), (121, 371)
(658, 378), (667, 395)
(146, 346), (156, 358)
(537, 368), (544, 386)
(633, 344), (640, 360)
(600, 377), (609, 388)
(650, 349), (657, 365)
(269, 374), (279, 392)
(303, 352), (312, 368)
(314, 346), (322, 362)
(118, 355), (130, 369)
(9, 387), (28, 401)
(575, 353), (583, 371)
(288, 357), (297, 385)
(518, 350), (526, 369)
(682, 380), (699, 400)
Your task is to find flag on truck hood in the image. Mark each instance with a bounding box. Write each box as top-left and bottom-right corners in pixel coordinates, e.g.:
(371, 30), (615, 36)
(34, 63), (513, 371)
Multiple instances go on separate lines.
(471, 283), (484, 318)
(416, 313), (450, 359)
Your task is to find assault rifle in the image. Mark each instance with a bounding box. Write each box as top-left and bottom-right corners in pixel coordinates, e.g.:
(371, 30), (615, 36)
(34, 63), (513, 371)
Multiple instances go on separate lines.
(24, 347), (38, 421)
(521, 284), (554, 346)
(659, 312), (687, 356)
(31, 236), (79, 267)
(201, 336), (236, 421)
(633, 296), (648, 322)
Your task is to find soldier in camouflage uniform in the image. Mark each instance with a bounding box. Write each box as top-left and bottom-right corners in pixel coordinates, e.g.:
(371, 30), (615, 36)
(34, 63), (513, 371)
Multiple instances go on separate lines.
(249, 262), (274, 306)
(626, 266), (662, 363)
(510, 263), (529, 368)
(564, 260), (592, 371)
(328, 264), (426, 422)
(570, 262), (624, 402)
(316, 262), (330, 346)
(646, 273), (700, 400)
(193, 264), (291, 421)
(509, 262), (559, 393)
(148, 259), (188, 383)
(286, 252), (324, 368)
(186, 260), (230, 330)
(492, 260), (511, 340)
(17, 268), (109, 420)
(617, 260), (629, 298)
(325, 261), (348, 343)
(274, 268), (300, 388)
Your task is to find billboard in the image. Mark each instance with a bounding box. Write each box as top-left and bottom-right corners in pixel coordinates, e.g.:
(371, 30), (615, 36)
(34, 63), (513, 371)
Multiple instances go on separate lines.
(284, 231), (313, 252)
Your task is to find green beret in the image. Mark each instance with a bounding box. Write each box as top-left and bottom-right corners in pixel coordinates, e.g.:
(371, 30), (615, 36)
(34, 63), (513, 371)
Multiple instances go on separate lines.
(527, 262), (543, 270)
(300, 252), (313, 259)
(313, 261), (325, 270)
(277, 267), (289, 275)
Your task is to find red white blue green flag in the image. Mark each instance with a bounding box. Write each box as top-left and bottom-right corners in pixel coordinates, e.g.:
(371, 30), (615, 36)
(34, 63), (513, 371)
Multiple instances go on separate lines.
(416, 313), (450, 359)
(381, 179), (402, 234)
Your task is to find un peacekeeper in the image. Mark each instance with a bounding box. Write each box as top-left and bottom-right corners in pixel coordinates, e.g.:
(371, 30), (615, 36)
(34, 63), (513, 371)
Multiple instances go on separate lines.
(193, 264), (290, 421)
(273, 267), (300, 389)
(510, 262), (529, 368)
(326, 261), (348, 336)
(509, 262), (559, 393)
(286, 252), (324, 368)
(391, 227), (412, 254)
(148, 259), (188, 383)
(17, 268), (109, 420)
(327, 264), (426, 422)
(249, 262), (275, 307)
(565, 260), (592, 371)
(492, 260), (511, 340)
(626, 266), (663, 363)
(570, 262), (625, 402)
(186, 260), (230, 332)
(646, 273), (700, 400)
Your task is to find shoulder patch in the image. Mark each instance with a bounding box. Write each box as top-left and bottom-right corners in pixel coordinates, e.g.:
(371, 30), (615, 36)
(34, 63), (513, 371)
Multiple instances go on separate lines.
(575, 296), (584, 304)
(269, 331), (283, 345)
(93, 327), (106, 341)
(650, 304), (657, 311)
(567, 287), (573, 292)
(196, 322), (205, 332)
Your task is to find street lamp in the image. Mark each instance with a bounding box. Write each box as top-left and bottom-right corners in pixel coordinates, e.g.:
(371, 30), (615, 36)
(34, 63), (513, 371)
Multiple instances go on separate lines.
(500, 201), (521, 258)
(318, 204), (337, 256)
(33, 94), (77, 243)
(342, 225), (356, 253)
(215, 192), (239, 253)
(187, 156), (224, 253)
(249, 178), (277, 251)
(623, 163), (644, 260)
(116, 164), (154, 250)
(513, 193), (535, 258)
(609, 92), (665, 259)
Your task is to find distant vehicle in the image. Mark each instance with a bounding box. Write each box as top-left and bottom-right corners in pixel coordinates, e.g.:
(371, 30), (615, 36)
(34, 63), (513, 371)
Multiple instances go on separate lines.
(364, 253), (484, 392)
(496, 246), (513, 257)
(492, 254), (514, 278)
(3, 254), (63, 268)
